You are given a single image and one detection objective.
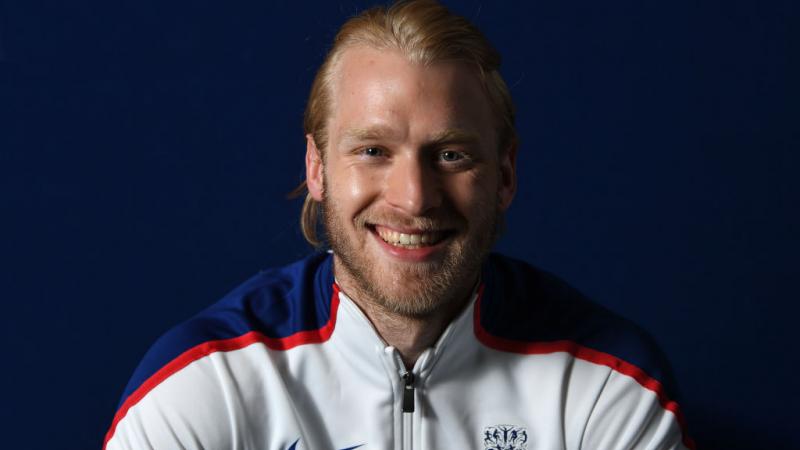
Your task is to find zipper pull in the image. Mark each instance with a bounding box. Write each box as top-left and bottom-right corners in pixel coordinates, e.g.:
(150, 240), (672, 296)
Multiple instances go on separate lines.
(402, 371), (415, 413)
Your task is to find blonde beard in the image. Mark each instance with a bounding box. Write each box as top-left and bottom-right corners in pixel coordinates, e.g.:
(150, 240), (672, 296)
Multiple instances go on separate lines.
(321, 194), (498, 319)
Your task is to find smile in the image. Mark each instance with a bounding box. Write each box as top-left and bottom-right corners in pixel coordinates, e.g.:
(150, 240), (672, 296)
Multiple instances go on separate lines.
(372, 225), (449, 249)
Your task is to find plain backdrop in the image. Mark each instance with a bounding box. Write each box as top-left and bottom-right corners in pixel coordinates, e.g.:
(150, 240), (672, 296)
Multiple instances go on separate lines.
(1, 1), (798, 448)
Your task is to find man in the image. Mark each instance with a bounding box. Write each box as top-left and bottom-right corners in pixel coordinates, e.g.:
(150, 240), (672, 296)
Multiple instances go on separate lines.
(105, 1), (692, 449)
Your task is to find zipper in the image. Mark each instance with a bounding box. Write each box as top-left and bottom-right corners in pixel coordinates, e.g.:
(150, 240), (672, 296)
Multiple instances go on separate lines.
(401, 369), (414, 450)
(390, 347), (439, 449)
(390, 349), (416, 450)
(402, 371), (415, 413)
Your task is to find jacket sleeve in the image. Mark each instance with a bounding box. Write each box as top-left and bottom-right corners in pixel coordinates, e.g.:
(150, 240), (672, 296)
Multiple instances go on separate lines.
(580, 368), (690, 450)
(104, 352), (235, 450)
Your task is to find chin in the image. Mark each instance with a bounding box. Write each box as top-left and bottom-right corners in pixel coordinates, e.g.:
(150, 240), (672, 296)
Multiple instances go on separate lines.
(354, 245), (473, 317)
(370, 283), (453, 318)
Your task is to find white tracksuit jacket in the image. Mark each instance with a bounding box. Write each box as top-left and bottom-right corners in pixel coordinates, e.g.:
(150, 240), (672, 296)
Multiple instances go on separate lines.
(104, 253), (693, 450)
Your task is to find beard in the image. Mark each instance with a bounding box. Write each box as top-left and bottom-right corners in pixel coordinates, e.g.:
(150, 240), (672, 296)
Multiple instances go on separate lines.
(322, 189), (500, 319)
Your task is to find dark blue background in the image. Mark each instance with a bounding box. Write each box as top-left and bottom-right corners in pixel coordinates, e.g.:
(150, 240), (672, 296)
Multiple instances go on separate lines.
(2, 1), (798, 448)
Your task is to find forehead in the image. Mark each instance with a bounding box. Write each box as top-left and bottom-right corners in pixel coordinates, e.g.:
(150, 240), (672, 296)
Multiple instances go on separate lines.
(327, 46), (496, 145)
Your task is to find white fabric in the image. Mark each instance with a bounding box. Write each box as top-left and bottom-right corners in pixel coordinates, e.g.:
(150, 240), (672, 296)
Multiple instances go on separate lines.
(107, 292), (687, 450)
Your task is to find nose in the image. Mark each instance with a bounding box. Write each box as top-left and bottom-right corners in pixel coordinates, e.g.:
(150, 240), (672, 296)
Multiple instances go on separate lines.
(384, 154), (442, 216)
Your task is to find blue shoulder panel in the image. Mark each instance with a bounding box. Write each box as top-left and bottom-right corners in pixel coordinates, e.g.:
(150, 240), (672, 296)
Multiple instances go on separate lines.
(479, 253), (680, 398)
(118, 252), (335, 408)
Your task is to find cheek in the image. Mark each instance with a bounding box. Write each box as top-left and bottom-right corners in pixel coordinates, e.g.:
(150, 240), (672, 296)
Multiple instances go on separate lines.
(444, 170), (498, 213)
(327, 163), (383, 215)
(344, 171), (374, 200)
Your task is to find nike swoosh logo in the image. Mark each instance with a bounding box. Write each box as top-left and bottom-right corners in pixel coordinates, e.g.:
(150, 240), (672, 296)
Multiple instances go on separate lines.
(287, 439), (364, 450)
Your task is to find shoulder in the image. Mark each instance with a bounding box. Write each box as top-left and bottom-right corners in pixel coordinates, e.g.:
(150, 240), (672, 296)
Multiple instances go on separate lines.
(122, 252), (335, 399)
(105, 252), (336, 448)
(477, 254), (693, 448)
(477, 253), (678, 397)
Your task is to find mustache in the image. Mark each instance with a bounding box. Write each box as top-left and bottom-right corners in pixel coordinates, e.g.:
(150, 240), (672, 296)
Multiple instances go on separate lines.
(354, 211), (464, 231)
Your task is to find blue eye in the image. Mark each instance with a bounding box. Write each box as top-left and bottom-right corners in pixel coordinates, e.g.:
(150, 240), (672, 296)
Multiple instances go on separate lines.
(440, 151), (463, 162)
(364, 147), (382, 157)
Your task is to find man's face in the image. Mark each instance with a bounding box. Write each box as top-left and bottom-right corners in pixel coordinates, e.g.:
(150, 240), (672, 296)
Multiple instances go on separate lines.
(306, 46), (515, 317)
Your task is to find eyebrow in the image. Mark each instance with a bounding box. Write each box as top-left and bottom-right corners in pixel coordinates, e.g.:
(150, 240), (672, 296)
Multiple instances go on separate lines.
(341, 126), (481, 146)
(342, 125), (400, 143)
(428, 128), (482, 146)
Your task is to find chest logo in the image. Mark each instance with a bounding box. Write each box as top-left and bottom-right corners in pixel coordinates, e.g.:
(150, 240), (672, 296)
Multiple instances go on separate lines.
(483, 425), (529, 450)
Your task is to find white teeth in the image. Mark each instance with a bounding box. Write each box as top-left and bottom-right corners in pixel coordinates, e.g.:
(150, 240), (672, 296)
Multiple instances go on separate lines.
(375, 227), (443, 248)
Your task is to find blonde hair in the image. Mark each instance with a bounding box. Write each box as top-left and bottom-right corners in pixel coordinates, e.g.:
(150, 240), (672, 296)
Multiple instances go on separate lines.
(293, 0), (517, 247)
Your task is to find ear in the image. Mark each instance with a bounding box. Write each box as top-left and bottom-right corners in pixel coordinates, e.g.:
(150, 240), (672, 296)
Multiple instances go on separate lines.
(497, 143), (517, 211)
(305, 134), (324, 202)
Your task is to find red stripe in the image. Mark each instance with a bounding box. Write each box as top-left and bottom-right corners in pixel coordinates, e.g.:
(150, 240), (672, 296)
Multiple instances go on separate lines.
(103, 284), (341, 449)
(472, 285), (696, 449)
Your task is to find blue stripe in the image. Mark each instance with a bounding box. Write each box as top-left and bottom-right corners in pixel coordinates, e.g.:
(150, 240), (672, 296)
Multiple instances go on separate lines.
(479, 253), (680, 399)
(117, 252), (335, 408)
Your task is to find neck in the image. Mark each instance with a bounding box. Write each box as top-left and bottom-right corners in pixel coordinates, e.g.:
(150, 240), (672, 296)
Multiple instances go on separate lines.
(357, 299), (457, 369)
(334, 259), (477, 369)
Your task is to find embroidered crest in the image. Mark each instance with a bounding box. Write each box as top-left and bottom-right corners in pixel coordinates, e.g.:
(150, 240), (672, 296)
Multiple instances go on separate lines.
(482, 424), (528, 450)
